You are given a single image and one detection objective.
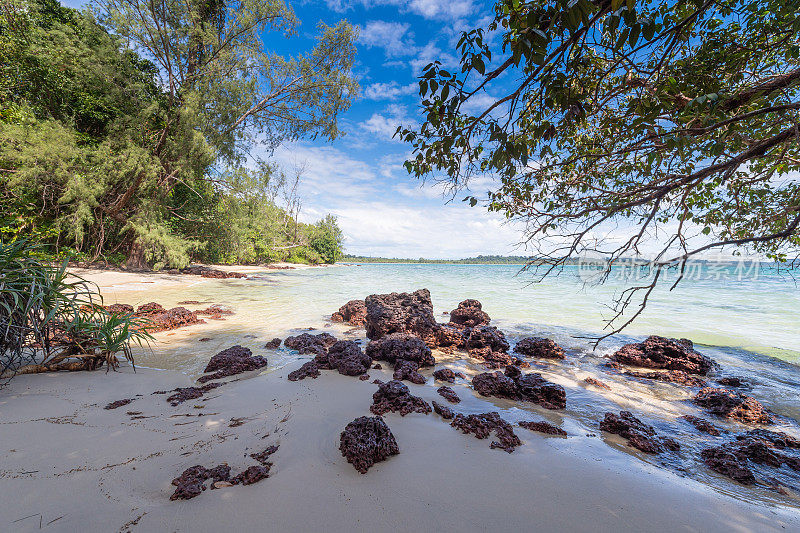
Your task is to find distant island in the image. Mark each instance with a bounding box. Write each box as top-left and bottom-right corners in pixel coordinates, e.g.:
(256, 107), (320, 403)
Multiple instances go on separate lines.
(342, 254), (532, 264)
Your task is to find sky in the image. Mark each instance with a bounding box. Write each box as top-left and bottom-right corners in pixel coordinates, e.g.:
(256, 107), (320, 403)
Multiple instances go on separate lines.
(64, 0), (521, 259)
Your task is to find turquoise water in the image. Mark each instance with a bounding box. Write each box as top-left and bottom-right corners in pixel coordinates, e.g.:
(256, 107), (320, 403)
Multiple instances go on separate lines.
(117, 262), (800, 506)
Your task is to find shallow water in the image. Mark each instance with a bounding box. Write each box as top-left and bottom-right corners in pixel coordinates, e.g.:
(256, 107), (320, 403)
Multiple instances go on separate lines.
(108, 263), (800, 508)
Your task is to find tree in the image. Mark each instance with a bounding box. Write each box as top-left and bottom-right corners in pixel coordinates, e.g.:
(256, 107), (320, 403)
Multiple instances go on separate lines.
(399, 0), (800, 339)
(309, 214), (344, 264)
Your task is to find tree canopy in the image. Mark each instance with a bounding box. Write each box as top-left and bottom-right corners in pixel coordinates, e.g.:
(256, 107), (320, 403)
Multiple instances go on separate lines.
(1, 0), (353, 267)
(399, 0), (800, 336)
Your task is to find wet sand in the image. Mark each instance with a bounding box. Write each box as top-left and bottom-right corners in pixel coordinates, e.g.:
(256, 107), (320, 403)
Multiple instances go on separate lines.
(2, 365), (799, 533)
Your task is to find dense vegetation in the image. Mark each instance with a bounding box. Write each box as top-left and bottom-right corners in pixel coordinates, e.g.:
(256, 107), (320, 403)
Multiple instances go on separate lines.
(0, 0), (352, 268)
(0, 240), (149, 381)
(400, 0), (800, 336)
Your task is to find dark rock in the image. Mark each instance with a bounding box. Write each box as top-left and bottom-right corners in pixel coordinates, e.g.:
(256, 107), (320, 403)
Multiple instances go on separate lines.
(514, 337), (565, 359)
(359, 374), (370, 381)
(250, 445), (279, 465)
(584, 377), (611, 390)
(104, 398), (134, 410)
(199, 345), (268, 383)
(170, 464), (231, 500)
(437, 386), (461, 404)
(339, 416), (399, 474)
(231, 465), (270, 485)
(373, 363), (382, 370)
(472, 367), (566, 409)
(680, 415), (724, 436)
(105, 303), (134, 316)
(370, 380), (431, 416)
(432, 400), (455, 419)
(519, 420), (567, 436)
(364, 289), (440, 346)
(199, 337), (212, 342)
(393, 359), (426, 384)
(327, 340), (372, 376)
(694, 387), (773, 425)
(436, 324), (467, 348)
(366, 332), (434, 367)
(287, 361), (322, 381)
(449, 299), (491, 328)
(433, 368), (465, 383)
(330, 300), (367, 326)
(717, 377), (747, 387)
(451, 411), (522, 452)
(623, 369), (708, 387)
(611, 335), (714, 375)
(181, 266), (246, 279)
(701, 446), (757, 485)
(166, 383), (222, 406)
(469, 347), (515, 368)
(600, 411), (677, 454)
(264, 338), (282, 349)
(737, 429), (800, 449)
(136, 302), (165, 316)
(284, 332), (337, 356)
(465, 325), (510, 353)
(195, 304), (234, 318)
(149, 307), (204, 332)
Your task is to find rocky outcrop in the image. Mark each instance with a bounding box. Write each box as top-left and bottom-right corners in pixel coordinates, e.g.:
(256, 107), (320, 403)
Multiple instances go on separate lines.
(284, 332), (337, 356)
(198, 345), (268, 383)
(170, 464), (233, 500)
(149, 306), (203, 332)
(600, 411), (680, 454)
(437, 386), (461, 404)
(680, 415), (724, 436)
(327, 340), (372, 376)
(472, 366), (566, 409)
(366, 332), (435, 367)
(465, 325), (510, 353)
(449, 299), (490, 328)
(611, 336), (714, 375)
(264, 338), (282, 349)
(105, 303), (134, 316)
(339, 416), (399, 474)
(702, 430), (800, 485)
(432, 400), (455, 419)
(433, 368), (465, 383)
(514, 337), (565, 359)
(287, 360), (323, 381)
(364, 289), (440, 345)
(519, 420), (567, 436)
(230, 465), (270, 485)
(165, 383), (222, 406)
(694, 388), (773, 425)
(392, 359), (426, 384)
(451, 411), (522, 452)
(436, 324), (468, 348)
(622, 369), (708, 387)
(370, 380), (432, 416)
(330, 300), (367, 326)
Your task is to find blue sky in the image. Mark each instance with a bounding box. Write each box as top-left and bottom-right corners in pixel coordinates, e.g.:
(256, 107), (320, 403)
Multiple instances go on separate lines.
(64, 0), (523, 259)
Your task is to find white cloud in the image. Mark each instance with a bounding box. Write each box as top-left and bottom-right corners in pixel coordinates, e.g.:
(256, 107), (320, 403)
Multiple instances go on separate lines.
(359, 104), (413, 140)
(328, 0), (476, 21)
(363, 81), (418, 100)
(357, 21), (415, 58)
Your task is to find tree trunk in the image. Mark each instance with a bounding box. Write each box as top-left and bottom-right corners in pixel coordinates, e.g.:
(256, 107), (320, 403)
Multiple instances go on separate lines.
(125, 241), (148, 271)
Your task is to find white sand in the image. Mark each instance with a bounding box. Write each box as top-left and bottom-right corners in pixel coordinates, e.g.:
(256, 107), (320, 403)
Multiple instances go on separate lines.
(1, 365), (797, 533)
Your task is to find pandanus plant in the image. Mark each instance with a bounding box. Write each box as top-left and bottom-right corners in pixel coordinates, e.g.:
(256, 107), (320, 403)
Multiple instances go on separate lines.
(0, 240), (151, 382)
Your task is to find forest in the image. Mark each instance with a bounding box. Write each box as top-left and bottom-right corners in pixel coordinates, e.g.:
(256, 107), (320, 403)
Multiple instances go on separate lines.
(0, 0), (353, 268)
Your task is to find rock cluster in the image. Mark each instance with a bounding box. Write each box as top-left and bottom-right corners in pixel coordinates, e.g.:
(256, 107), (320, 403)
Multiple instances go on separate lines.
(583, 377), (611, 390)
(701, 430), (800, 485)
(693, 387), (773, 425)
(680, 415), (724, 436)
(165, 383), (223, 406)
(611, 336), (714, 375)
(392, 359), (426, 384)
(365, 289), (440, 346)
(198, 345), (267, 383)
(370, 380), (432, 416)
(451, 411), (522, 452)
(339, 416), (400, 474)
(514, 337), (565, 359)
(436, 386), (461, 404)
(170, 464), (233, 500)
(288, 340), (371, 381)
(448, 299), (490, 328)
(330, 300), (367, 326)
(622, 369), (708, 387)
(181, 266), (246, 279)
(264, 338), (282, 349)
(104, 398), (135, 410)
(600, 411), (680, 454)
(472, 366), (566, 409)
(284, 332), (337, 356)
(433, 368), (465, 383)
(366, 332), (434, 366)
(432, 401), (455, 419)
(518, 420), (567, 436)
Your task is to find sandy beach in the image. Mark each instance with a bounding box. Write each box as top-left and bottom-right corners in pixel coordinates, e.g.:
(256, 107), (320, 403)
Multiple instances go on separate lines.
(2, 267), (799, 532)
(3, 365), (798, 533)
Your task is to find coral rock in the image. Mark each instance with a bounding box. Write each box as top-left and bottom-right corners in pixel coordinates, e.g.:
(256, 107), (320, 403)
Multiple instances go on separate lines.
(473, 367), (566, 409)
(623, 369), (708, 387)
(370, 380), (431, 416)
(284, 332), (337, 356)
(392, 359), (426, 384)
(432, 401), (455, 419)
(264, 338), (282, 349)
(436, 386), (461, 404)
(327, 340), (372, 376)
(514, 337), (566, 359)
(449, 299), (491, 328)
(364, 289), (440, 346)
(451, 412), (522, 452)
(199, 345), (268, 383)
(680, 415), (724, 436)
(339, 416), (400, 474)
(600, 411), (677, 454)
(433, 368), (466, 383)
(366, 332), (435, 367)
(694, 387), (773, 425)
(331, 300), (367, 326)
(611, 336), (714, 375)
(519, 420), (567, 436)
